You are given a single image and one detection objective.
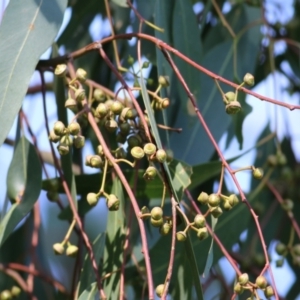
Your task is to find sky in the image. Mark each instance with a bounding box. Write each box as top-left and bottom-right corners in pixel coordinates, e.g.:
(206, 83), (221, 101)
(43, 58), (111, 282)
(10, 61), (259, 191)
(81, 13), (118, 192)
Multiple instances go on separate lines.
(0, 0), (300, 298)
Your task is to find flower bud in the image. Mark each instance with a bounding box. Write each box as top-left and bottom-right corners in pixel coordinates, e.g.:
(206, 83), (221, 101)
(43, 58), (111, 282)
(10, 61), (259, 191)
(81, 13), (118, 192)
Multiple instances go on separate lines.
(238, 273), (249, 285)
(66, 244), (79, 257)
(194, 214), (206, 228)
(243, 73), (255, 86)
(93, 88), (106, 102)
(106, 194), (120, 211)
(255, 275), (267, 289)
(87, 193), (99, 206)
(131, 146), (145, 160)
(53, 121), (66, 136)
(225, 101), (241, 114)
(208, 193), (220, 207)
(73, 135), (85, 148)
(143, 143), (157, 155)
(155, 284), (165, 298)
(197, 227), (208, 240)
(197, 192), (209, 205)
(176, 231), (187, 242)
(224, 91), (236, 103)
(53, 243), (65, 255)
(76, 68), (87, 82)
(68, 122), (80, 136)
(111, 100), (124, 115)
(156, 149), (167, 163)
(75, 88), (86, 102)
(210, 206), (223, 218)
(159, 222), (171, 235)
(158, 75), (169, 87)
(264, 286), (274, 298)
(151, 207), (163, 220)
(252, 167), (263, 179)
(143, 166), (157, 181)
(150, 217), (163, 227)
(54, 64), (67, 77)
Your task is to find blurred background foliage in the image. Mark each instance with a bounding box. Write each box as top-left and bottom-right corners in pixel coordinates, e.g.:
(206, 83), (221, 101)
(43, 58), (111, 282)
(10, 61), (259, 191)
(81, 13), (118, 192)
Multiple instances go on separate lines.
(1, 0), (300, 299)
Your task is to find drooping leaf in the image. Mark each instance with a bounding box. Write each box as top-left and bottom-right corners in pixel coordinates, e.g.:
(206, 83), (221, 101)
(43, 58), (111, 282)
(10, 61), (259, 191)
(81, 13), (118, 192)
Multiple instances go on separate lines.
(203, 216), (218, 277)
(0, 0), (67, 146)
(1, 137), (42, 247)
(103, 178), (126, 299)
(110, 0), (128, 8)
(77, 233), (105, 297)
(53, 45), (77, 211)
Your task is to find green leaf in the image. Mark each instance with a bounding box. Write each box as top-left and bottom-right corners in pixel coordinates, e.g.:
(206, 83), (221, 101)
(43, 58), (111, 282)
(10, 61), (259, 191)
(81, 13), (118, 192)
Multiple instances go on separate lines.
(53, 45), (77, 211)
(103, 178), (126, 299)
(0, 137), (42, 247)
(0, 0), (67, 146)
(171, 248), (193, 300)
(77, 233), (105, 297)
(203, 216), (217, 277)
(77, 282), (98, 300)
(110, 0), (128, 8)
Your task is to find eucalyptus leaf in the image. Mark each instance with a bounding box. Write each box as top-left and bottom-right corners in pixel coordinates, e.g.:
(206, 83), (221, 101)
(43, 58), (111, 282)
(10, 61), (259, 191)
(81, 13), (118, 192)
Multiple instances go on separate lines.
(0, 0), (67, 146)
(1, 137), (41, 247)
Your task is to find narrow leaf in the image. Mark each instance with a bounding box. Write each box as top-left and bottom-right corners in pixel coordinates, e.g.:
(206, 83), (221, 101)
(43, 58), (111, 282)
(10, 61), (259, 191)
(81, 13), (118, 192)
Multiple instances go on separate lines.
(77, 233), (105, 297)
(103, 178), (126, 299)
(203, 216), (218, 277)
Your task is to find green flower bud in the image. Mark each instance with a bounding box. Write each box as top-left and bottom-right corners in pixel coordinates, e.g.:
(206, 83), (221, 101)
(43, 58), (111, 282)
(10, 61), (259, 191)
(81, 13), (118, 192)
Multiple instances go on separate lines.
(155, 284), (165, 298)
(65, 97), (78, 112)
(143, 143), (157, 155)
(264, 286), (274, 298)
(238, 273), (249, 285)
(66, 244), (79, 257)
(225, 101), (241, 114)
(243, 73), (255, 86)
(197, 192), (209, 205)
(197, 227), (208, 240)
(143, 166), (157, 181)
(234, 282), (244, 295)
(49, 130), (60, 143)
(87, 193), (99, 206)
(0, 290), (12, 300)
(210, 206), (223, 218)
(158, 75), (169, 87)
(150, 217), (163, 227)
(10, 286), (21, 297)
(76, 68), (87, 83)
(255, 275), (267, 289)
(156, 149), (167, 163)
(53, 121), (66, 136)
(252, 167), (264, 179)
(53, 243), (65, 255)
(275, 242), (287, 255)
(68, 122), (80, 136)
(93, 88), (106, 102)
(159, 222), (171, 235)
(176, 231), (187, 242)
(111, 100), (124, 115)
(131, 146), (145, 160)
(151, 207), (163, 220)
(57, 143), (69, 155)
(75, 88), (86, 102)
(73, 135), (85, 148)
(208, 193), (220, 207)
(54, 64), (67, 77)
(106, 194), (120, 211)
(194, 214), (206, 228)
(224, 91), (236, 103)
